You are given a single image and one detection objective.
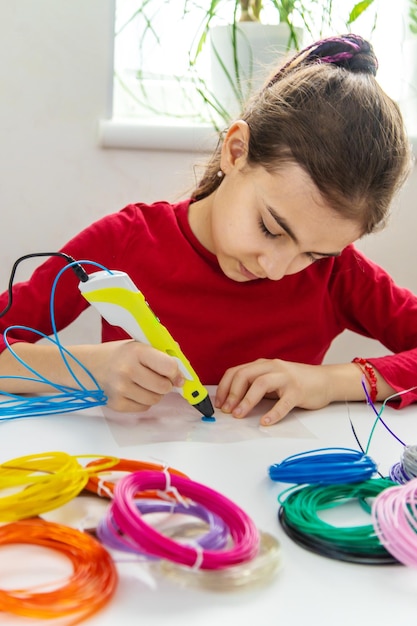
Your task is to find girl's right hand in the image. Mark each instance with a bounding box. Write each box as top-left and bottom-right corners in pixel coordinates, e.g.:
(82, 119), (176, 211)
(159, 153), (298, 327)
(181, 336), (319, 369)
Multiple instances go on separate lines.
(94, 340), (185, 413)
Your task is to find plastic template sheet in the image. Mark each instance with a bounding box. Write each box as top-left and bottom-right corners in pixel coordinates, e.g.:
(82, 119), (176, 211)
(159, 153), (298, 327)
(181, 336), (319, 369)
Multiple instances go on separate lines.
(103, 388), (315, 447)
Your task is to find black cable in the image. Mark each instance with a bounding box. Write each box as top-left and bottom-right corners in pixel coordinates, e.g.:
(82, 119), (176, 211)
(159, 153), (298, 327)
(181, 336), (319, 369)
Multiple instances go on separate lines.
(278, 507), (398, 565)
(0, 252), (89, 318)
(349, 418), (385, 479)
(277, 480), (399, 565)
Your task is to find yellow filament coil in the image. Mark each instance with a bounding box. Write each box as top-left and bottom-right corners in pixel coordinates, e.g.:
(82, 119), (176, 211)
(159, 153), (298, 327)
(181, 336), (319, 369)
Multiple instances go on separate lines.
(0, 451), (119, 521)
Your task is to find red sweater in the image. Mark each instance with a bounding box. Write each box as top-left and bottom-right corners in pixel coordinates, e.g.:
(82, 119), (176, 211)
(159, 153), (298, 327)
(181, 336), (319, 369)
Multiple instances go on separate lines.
(1, 200), (417, 407)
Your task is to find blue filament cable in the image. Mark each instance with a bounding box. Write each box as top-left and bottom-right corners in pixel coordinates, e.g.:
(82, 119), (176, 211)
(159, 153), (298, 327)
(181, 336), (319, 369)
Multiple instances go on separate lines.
(0, 260), (110, 420)
(268, 379), (412, 487)
(270, 382), (416, 564)
(268, 447), (377, 485)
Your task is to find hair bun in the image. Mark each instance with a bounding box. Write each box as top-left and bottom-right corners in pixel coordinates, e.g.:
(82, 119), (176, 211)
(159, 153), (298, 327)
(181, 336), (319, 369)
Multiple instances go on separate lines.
(304, 34), (378, 76)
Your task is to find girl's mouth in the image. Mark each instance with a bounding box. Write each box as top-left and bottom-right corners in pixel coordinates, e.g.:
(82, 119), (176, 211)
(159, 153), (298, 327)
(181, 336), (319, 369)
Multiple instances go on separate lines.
(239, 263), (262, 281)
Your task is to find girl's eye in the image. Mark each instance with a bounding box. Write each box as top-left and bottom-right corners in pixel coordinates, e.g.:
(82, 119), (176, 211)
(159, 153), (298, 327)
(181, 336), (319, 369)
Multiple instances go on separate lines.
(258, 218), (278, 238)
(305, 252), (320, 263)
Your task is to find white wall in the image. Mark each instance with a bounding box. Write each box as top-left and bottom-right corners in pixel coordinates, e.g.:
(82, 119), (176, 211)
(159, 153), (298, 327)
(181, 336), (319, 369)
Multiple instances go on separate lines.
(0, 0), (416, 361)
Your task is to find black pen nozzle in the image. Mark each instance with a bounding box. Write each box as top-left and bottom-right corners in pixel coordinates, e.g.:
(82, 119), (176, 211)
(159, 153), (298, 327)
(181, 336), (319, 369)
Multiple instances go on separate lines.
(194, 395), (215, 418)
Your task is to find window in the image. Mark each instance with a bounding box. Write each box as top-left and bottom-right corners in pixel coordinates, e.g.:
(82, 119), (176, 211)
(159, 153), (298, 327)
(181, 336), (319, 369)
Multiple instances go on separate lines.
(100, 0), (417, 150)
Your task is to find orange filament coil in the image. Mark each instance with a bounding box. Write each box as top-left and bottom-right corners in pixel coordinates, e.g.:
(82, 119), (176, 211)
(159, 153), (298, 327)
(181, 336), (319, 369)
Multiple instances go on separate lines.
(0, 518), (117, 624)
(0, 451), (118, 521)
(85, 457), (189, 499)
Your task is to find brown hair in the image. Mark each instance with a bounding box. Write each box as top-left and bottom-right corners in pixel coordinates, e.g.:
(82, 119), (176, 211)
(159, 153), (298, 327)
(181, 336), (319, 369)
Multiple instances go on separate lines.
(191, 35), (412, 234)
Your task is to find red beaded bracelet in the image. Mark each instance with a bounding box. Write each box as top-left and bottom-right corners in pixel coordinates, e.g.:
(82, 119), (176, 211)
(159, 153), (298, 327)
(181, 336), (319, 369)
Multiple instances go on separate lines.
(352, 358), (378, 403)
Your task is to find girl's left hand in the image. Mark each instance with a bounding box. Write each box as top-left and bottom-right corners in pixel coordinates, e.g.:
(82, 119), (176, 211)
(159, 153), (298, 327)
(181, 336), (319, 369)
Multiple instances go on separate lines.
(215, 358), (334, 426)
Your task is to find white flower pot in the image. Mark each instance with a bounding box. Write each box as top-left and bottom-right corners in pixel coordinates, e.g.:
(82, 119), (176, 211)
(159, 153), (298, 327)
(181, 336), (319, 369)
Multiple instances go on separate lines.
(209, 22), (302, 120)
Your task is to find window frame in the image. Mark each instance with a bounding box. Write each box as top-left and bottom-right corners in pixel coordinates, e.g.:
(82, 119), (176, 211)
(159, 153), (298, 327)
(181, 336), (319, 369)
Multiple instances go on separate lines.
(100, 0), (417, 152)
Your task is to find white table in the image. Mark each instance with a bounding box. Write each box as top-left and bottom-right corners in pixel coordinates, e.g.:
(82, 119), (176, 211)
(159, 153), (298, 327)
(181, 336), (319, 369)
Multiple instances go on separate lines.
(0, 387), (415, 626)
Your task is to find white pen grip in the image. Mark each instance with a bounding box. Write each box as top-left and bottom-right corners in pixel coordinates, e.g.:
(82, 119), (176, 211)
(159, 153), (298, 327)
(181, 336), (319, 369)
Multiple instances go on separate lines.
(93, 301), (150, 344)
(90, 301), (193, 381)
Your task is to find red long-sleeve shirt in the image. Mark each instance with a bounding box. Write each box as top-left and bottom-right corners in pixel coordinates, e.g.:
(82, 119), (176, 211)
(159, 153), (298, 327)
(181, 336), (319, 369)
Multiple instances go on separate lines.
(1, 199), (417, 407)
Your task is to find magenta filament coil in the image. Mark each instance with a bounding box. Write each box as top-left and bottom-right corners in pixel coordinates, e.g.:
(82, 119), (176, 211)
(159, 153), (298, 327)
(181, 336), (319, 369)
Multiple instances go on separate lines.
(97, 498), (229, 554)
(109, 470), (260, 569)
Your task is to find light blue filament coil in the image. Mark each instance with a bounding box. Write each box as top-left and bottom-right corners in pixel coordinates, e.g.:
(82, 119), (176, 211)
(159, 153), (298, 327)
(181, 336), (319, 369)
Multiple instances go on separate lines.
(0, 260), (110, 420)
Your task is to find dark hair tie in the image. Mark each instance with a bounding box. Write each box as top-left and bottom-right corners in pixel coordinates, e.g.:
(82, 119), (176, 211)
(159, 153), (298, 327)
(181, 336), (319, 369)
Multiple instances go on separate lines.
(266, 34), (378, 88)
(305, 34), (378, 75)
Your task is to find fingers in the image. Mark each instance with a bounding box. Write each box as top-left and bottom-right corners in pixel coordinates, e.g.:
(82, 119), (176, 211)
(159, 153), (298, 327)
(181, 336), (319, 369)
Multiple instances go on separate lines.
(259, 396), (296, 426)
(102, 341), (185, 413)
(225, 381), (296, 426)
(215, 367), (251, 416)
(215, 359), (298, 426)
(215, 359), (277, 411)
(136, 345), (185, 390)
(215, 360), (265, 411)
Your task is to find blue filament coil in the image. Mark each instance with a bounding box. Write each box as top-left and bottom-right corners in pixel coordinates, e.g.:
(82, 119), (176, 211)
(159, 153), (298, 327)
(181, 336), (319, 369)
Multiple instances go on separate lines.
(268, 447), (378, 485)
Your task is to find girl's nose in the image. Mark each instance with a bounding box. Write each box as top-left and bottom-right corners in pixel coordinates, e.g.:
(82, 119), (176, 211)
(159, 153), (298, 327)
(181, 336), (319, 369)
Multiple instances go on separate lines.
(258, 252), (292, 281)
(258, 250), (310, 280)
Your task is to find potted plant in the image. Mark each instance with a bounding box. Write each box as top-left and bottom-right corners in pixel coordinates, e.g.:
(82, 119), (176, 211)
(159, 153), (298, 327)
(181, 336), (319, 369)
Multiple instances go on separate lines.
(205, 1), (306, 120)
(188, 0), (379, 123)
(115, 1), (397, 128)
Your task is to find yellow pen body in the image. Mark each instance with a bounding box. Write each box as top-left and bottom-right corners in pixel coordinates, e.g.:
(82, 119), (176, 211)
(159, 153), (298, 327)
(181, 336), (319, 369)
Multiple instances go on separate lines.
(79, 270), (214, 417)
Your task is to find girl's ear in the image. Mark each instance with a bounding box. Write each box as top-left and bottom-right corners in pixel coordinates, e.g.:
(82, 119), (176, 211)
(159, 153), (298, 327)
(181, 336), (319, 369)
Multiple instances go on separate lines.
(220, 120), (250, 173)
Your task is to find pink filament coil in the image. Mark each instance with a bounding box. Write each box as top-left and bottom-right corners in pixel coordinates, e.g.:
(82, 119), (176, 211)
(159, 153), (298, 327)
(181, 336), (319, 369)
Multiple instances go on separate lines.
(372, 477), (417, 567)
(110, 470), (260, 570)
(98, 499), (229, 554)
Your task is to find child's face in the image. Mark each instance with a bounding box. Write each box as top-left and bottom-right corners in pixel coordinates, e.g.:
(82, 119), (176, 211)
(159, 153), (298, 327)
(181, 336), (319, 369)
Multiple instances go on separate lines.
(197, 161), (362, 283)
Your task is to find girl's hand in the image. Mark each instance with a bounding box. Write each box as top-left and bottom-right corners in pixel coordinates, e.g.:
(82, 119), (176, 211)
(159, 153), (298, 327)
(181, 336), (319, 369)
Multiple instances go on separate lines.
(94, 340), (185, 413)
(215, 358), (337, 426)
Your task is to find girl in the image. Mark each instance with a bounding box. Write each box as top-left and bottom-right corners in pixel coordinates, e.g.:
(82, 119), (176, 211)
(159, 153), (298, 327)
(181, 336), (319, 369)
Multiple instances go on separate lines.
(0, 34), (415, 426)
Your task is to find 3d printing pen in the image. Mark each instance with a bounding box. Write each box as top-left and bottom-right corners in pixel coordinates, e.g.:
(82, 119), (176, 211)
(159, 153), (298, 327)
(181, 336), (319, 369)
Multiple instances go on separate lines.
(78, 270), (215, 419)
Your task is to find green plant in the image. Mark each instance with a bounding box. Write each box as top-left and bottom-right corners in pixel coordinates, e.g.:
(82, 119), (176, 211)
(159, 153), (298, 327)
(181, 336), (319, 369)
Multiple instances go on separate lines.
(184, 0), (379, 124)
(346, 0), (417, 35)
(188, 1), (322, 60)
(188, 0), (377, 59)
(114, 1), (401, 128)
(239, 0), (263, 21)
(410, 0), (417, 34)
